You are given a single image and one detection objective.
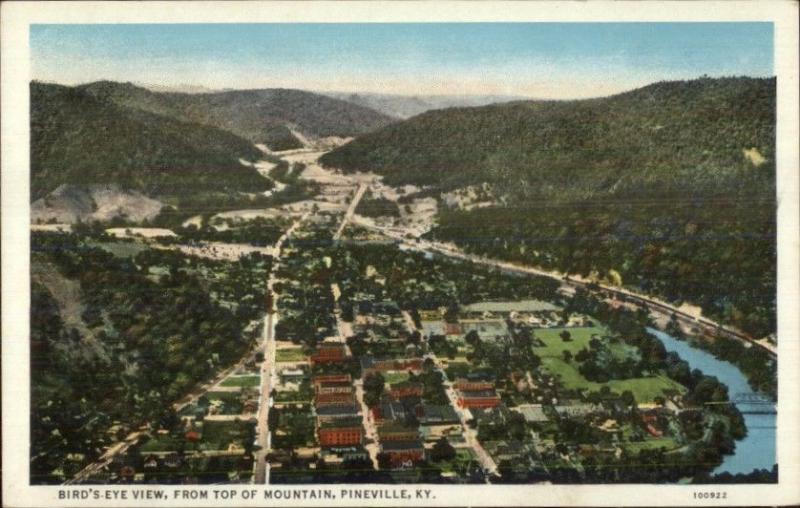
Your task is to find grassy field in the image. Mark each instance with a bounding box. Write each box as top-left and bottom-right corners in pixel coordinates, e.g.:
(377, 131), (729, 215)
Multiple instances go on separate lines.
(220, 375), (261, 388)
(533, 326), (631, 358)
(535, 326), (684, 402)
(276, 347), (307, 362)
(87, 240), (147, 258)
(623, 436), (680, 453)
(540, 356), (685, 402)
(383, 371), (410, 385)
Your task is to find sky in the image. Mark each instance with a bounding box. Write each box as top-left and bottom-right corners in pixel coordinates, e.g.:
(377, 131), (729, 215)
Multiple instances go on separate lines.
(30, 23), (773, 99)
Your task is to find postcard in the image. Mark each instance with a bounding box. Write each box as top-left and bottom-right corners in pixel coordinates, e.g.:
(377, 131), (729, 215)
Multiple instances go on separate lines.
(2, 1), (799, 506)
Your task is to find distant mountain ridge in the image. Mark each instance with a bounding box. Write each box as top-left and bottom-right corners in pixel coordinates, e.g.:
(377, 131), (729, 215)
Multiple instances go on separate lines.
(324, 91), (532, 119)
(79, 81), (396, 151)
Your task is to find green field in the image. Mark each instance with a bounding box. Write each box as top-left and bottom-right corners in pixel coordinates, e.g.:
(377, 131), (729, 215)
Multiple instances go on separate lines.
(623, 436), (680, 453)
(534, 326), (683, 402)
(533, 326), (632, 357)
(383, 371), (410, 385)
(276, 347), (307, 362)
(540, 356), (685, 403)
(220, 375), (261, 388)
(87, 240), (147, 258)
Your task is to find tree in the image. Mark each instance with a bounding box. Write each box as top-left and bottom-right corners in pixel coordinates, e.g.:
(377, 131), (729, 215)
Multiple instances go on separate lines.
(363, 372), (385, 408)
(430, 437), (456, 462)
(560, 330), (572, 342)
(562, 350), (573, 362)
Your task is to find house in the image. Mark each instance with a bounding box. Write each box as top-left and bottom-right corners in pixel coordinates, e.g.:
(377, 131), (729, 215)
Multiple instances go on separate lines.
(381, 440), (425, 468)
(318, 417), (364, 447)
(389, 381), (423, 400)
(185, 429), (202, 442)
(243, 400), (258, 414)
(444, 322), (461, 336)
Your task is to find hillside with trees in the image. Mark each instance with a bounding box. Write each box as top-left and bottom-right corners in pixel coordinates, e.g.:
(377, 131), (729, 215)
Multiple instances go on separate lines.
(79, 81), (396, 150)
(30, 231), (270, 483)
(321, 77), (776, 337)
(31, 82), (268, 200)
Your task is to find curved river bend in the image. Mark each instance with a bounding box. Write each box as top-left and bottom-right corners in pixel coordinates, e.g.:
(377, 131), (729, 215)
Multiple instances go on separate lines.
(648, 328), (776, 475)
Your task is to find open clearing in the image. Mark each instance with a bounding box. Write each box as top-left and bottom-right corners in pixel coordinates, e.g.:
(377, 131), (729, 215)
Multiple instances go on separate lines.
(534, 326), (684, 402)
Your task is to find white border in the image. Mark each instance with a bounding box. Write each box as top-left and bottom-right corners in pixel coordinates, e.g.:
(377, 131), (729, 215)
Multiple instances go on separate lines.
(2, 2), (799, 506)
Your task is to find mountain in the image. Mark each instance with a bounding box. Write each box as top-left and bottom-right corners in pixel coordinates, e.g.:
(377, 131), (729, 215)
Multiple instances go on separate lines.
(321, 77), (776, 338)
(31, 82), (268, 200)
(79, 81), (396, 151)
(325, 91), (531, 119)
(321, 77), (775, 193)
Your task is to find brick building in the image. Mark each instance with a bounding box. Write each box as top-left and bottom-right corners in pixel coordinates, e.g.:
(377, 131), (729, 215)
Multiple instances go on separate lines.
(310, 344), (349, 366)
(318, 417), (364, 448)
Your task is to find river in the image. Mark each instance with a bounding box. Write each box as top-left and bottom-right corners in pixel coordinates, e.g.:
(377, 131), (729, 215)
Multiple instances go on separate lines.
(648, 328), (776, 475)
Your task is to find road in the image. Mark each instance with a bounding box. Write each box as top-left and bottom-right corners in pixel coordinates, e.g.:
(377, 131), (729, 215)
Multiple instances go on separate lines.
(253, 213), (308, 484)
(333, 183), (368, 241)
(426, 352), (498, 478)
(353, 380), (380, 470)
(400, 311), (496, 478)
(356, 219), (776, 358)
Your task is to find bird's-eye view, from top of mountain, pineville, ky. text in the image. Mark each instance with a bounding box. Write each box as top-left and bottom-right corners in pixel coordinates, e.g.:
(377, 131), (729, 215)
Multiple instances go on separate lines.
(28, 22), (778, 487)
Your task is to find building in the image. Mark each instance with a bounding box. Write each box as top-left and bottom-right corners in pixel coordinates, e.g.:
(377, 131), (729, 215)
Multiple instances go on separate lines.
(554, 403), (604, 419)
(360, 356), (423, 376)
(380, 440), (425, 468)
(313, 373), (352, 386)
(318, 417), (364, 447)
(415, 403), (460, 426)
(389, 381), (423, 400)
(373, 396), (410, 424)
(315, 404), (361, 423)
(280, 368), (306, 384)
(377, 422), (420, 442)
(310, 344), (349, 366)
(454, 379), (495, 392)
(316, 391), (356, 407)
(457, 389), (501, 410)
(514, 403), (550, 423)
(315, 382), (353, 395)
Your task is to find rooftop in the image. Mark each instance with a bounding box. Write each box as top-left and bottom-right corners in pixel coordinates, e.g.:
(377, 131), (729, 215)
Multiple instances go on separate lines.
(319, 417), (363, 429)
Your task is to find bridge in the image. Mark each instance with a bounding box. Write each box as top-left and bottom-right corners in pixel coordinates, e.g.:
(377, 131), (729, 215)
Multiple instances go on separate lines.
(704, 393), (776, 415)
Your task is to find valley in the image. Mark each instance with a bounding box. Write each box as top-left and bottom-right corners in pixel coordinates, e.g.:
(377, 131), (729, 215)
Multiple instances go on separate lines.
(29, 76), (777, 486)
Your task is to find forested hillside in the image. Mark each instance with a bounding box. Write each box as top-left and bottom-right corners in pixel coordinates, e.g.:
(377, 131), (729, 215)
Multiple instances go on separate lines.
(30, 232), (270, 483)
(80, 81), (396, 150)
(31, 82), (268, 200)
(321, 77), (776, 337)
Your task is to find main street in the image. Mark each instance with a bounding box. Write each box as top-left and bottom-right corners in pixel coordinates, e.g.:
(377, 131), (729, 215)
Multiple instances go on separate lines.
(253, 213), (308, 484)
